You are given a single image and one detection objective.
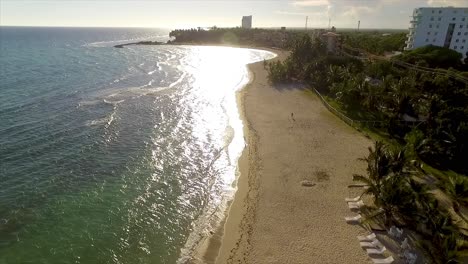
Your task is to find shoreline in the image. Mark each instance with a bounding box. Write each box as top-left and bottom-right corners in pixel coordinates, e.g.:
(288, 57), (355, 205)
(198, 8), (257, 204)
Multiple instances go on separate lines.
(188, 47), (283, 264)
(113, 41), (284, 52)
(191, 44), (372, 263)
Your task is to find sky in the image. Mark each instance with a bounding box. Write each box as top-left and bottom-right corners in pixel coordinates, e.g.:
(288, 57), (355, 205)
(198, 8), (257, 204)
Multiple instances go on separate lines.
(1, 0), (467, 29)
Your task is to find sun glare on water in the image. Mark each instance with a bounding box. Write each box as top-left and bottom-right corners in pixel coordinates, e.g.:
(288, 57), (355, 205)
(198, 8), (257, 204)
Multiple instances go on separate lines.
(186, 46), (251, 187)
(176, 46), (274, 262)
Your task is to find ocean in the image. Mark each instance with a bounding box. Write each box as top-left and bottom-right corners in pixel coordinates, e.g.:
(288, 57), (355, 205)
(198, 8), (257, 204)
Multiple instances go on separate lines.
(0, 27), (275, 263)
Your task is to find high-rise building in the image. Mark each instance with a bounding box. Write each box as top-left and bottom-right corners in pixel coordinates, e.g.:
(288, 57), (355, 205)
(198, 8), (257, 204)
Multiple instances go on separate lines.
(242, 16), (252, 29)
(405, 7), (468, 59)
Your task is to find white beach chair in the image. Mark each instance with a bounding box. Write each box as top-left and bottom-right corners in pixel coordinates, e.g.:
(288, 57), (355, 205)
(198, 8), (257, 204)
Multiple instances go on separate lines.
(357, 233), (377, 242)
(371, 256), (394, 264)
(345, 196), (361, 202)
(348, 199), (363, 205)
(367, 246), (386, 255)
(345, 214), (361, 223)
(360, 239), (383, 248)
(348, 200), (365, 210)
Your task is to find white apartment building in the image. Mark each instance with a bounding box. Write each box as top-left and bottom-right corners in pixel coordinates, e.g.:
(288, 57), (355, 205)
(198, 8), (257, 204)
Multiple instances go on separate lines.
(242, 16), (252, 29)
(405, 7), (468, 59)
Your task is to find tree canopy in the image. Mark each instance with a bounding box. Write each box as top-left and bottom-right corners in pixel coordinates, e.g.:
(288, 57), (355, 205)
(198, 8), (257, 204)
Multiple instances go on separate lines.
(341, 32), (407, 55)
(266, 34), (468, 174)
(396, 45), (464, 69)
(266, 33), (468, 263)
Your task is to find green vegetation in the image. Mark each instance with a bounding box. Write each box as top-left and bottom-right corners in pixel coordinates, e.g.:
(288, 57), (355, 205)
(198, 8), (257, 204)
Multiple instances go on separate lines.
(396, 45), (465, 70)
(352, 142), (410, 226)
(266, 34), (468, 263)
(341, 31), (407, 55)
(355, 142), (468, 264)
(267, 34), (468, 175)
(168, 27), (300, 48)
(441, 175), (468, 220)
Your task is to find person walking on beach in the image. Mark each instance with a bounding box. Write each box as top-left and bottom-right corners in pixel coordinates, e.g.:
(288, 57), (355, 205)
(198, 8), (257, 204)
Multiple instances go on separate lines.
(291, 112), (295, 122)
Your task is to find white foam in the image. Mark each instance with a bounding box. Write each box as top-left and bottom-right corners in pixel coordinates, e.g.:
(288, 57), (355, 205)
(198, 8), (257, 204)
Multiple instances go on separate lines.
(169, 72), (187, 88)
(77, 100), (101, 107)
(85, 117), (109, 126)
(103, 99), (125, 105)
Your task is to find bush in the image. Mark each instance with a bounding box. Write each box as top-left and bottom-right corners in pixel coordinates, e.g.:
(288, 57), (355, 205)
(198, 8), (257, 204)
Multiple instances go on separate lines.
(396, 45), (463, 69)
(404, 129), (425, 160)
(342, 32), (407, 54)
(267, 61), (288, 84)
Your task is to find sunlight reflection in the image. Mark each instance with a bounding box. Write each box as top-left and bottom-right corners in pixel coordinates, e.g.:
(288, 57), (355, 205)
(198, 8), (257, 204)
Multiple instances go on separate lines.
(154, 46), (276, 263)
(186, 46), (253, 187)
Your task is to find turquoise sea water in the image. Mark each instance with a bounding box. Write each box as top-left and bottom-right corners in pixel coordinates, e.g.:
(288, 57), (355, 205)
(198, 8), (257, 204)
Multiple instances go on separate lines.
(0, 27), (275, 263)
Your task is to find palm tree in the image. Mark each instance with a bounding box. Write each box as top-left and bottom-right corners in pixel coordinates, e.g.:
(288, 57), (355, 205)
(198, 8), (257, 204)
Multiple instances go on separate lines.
(353, 141), (391, 198)
(378, 173), (415, 226)
(398, 179), (435, 228)
(327, 65), (342, 86)
(354, 141), (407, 186)
(417, 213), (466, 264)
(418, 233), (465, 264)
(442, 174), (468, 221)
(353, 141), (411, 226)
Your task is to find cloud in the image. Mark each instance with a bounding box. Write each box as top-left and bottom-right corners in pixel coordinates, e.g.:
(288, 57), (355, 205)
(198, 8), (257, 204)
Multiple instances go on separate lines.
(292, 0), (330, 7)
(427, 0), (468, 6)
(342, 6), (375, 18)
(275, 10), (311, 16)
(289, 0), (408, 25)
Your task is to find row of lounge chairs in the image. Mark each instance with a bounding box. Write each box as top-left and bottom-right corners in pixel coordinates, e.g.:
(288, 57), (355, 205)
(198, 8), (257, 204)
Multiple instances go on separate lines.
(344, 196), (394, 264)
(345, 195), (419, 264)
(358, 234), (394, 264)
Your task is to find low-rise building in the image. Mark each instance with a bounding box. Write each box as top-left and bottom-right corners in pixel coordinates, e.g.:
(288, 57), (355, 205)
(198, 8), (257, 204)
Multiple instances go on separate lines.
(322, 32), (342, 54)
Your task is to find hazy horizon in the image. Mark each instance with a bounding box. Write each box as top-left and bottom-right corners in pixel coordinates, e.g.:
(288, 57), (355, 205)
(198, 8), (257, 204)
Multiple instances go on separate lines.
(0, 25), (410, 31)
(1, 0), (467, 29)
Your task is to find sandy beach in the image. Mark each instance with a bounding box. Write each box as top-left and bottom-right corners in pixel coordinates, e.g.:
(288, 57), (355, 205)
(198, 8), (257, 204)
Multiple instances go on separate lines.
(194, 50), (374, 264)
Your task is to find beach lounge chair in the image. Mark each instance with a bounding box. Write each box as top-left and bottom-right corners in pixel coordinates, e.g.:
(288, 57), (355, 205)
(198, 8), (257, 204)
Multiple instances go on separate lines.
(367, 246), (386, 255)
(371, 256), (394, 264)
(345, 214), (361, 223)
(360, 239), (383, 248)
(357, 233), (376, 242)
(348, 200), (365, 210)
(345, 196), (361, 202)
(348, 200), (364, 205)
